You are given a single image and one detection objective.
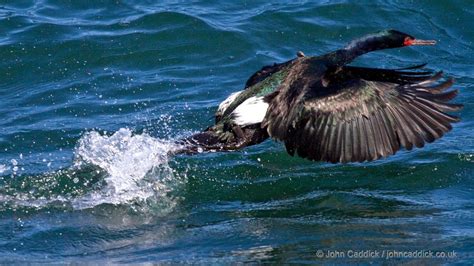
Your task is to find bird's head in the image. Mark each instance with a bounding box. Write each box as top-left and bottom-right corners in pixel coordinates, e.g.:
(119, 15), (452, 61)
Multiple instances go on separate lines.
(387, 30), (437, 47)
(345, 30), (436, 52)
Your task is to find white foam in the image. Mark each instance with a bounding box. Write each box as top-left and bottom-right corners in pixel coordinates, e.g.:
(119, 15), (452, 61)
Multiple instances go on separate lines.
(71, 128), (185, 210)
(0, 164), (8, 174)
(0, 128), (186, 214)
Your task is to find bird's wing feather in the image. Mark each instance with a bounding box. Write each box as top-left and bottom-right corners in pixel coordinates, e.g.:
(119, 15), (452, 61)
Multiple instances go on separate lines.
(263, 65), (462, 163)
(262, 58), (327, 141)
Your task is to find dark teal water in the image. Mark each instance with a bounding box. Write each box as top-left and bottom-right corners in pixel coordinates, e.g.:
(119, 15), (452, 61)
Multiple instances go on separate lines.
(0, 0), (473, 264)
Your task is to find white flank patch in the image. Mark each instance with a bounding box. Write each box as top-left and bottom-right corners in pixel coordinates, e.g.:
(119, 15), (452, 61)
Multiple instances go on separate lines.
(217, 90), (243, 114)
(231, 96), (269, 126)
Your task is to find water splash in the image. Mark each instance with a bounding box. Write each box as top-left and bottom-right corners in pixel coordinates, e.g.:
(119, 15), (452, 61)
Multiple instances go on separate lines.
(71, 128), (185, 210)
(0, 164), (8, 174)
(0, 128), (186, 214)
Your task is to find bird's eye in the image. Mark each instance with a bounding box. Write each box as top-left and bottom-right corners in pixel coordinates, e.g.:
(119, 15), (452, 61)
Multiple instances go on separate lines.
(403, 37), (414, 46)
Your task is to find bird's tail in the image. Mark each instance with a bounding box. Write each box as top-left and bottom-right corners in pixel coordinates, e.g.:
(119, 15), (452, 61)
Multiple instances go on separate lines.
(170, 130), (224, 156)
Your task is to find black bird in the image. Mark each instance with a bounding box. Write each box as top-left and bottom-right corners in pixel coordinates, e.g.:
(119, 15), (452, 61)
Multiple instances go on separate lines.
(176, 30), (463, 163)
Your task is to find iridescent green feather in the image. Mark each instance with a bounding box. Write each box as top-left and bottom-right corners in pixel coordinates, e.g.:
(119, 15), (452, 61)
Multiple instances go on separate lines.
(221, 68), (290, 117)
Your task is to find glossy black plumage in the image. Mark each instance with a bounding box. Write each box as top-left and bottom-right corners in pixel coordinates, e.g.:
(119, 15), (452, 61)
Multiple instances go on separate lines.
(267, 65), (461, 163)
(177, 30), (463, 163)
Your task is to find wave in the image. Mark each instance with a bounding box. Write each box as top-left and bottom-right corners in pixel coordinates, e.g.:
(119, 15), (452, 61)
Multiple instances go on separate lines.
(0, 128), (186, 214)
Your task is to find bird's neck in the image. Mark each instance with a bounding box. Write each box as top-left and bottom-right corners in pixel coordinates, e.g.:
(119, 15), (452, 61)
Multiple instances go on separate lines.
(344, 39), (377, 59)
(327, 35), (393, 66)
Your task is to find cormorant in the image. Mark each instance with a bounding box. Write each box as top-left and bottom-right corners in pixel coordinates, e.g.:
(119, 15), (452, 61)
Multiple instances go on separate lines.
(177, 30), (462, 163)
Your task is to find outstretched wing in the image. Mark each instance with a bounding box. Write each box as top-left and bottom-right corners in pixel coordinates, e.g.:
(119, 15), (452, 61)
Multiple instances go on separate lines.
(264, 65), (463, 163)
